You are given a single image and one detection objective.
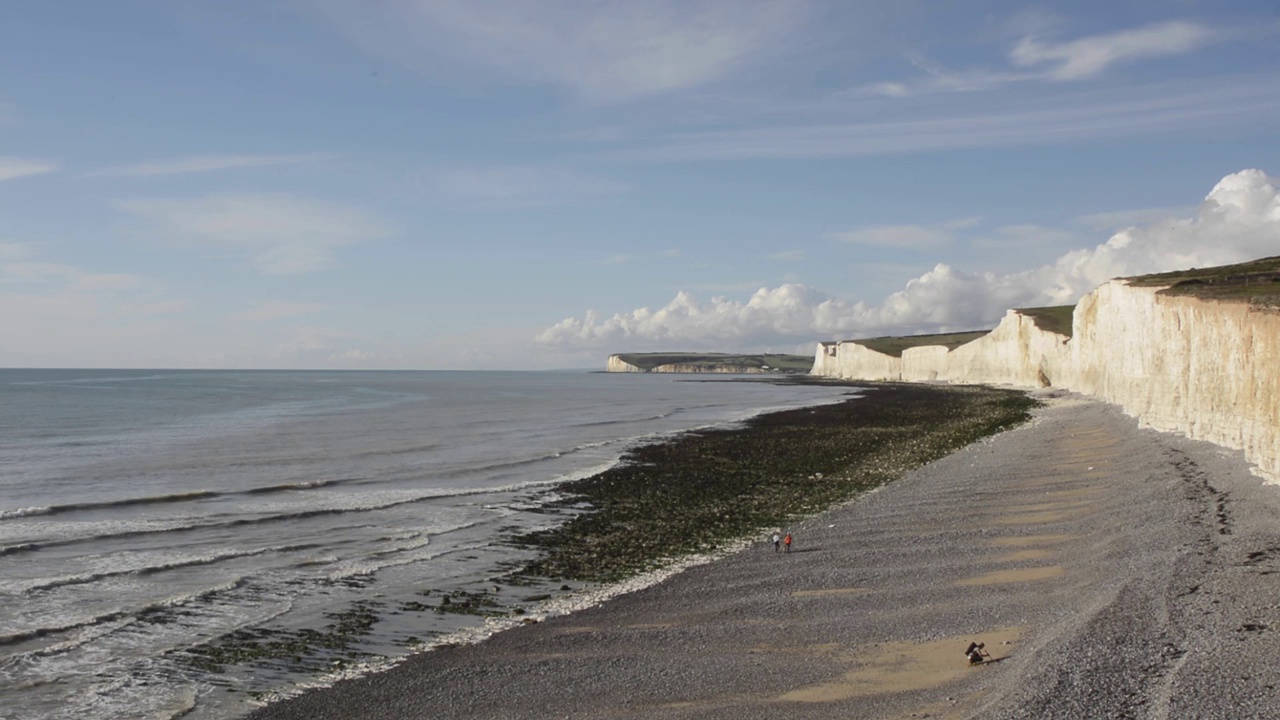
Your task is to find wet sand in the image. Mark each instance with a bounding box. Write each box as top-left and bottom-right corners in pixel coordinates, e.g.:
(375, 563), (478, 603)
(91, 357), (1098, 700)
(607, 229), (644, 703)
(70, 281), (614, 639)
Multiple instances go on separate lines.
(250, 394), (1280, 719)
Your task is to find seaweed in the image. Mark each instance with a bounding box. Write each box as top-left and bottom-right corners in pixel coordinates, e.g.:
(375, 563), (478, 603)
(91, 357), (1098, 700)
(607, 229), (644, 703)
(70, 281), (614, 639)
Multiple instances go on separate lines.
(507, 383), (1037, 583)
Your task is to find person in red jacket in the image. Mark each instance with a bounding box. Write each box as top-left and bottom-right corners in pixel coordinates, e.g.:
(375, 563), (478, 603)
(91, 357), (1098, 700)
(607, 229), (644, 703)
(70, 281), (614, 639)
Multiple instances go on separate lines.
(783, 532), (792, 553)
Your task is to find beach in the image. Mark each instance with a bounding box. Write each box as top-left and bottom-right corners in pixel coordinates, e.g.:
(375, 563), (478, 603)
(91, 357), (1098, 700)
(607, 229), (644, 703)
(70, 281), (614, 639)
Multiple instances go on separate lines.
(249, 392), (1280, 719)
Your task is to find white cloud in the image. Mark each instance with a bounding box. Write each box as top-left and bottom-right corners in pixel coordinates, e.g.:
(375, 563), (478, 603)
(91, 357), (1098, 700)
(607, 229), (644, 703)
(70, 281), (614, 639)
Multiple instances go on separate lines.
(0, 157), (57, 181)
(537, 283), (871, 349)
(904, 51), (1032, 93)
(861, 81), (910, 98)
(87, 153), (325, 177)
(1011, 20), (1215, 80)
(116, 193), (392, 274)
(419, 166), (628, 208)
(857, 20), (1220, 100)
(538, 169), (1280, 349)
(314, 0), (802, 102)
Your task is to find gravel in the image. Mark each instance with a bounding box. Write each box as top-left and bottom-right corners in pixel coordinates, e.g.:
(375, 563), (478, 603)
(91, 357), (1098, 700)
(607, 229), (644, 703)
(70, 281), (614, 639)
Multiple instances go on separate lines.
(248, 392), (1280, 720)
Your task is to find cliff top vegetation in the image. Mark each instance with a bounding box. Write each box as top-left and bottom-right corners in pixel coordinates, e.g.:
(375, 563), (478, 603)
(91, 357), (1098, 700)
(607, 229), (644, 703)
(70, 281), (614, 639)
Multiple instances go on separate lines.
(849, 330), (990, 358)
(613, 352), (813, 372)
(1016, 305), (1075, 337)
(1126, 255), (1280, 307)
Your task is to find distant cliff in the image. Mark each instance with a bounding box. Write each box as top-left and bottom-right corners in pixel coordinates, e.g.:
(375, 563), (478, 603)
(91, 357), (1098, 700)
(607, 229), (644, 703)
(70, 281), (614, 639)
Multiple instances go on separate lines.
(606, 352), (812, 374)
(812, 257), (1280, 482)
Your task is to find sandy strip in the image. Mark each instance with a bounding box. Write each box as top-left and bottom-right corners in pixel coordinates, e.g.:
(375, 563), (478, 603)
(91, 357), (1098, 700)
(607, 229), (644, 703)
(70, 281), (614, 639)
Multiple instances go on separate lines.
(248, 393), (1280, 719)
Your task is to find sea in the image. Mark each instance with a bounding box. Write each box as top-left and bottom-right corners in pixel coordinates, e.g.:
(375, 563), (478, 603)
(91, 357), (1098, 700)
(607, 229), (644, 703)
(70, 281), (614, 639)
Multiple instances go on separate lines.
(0, 369), (851, 720)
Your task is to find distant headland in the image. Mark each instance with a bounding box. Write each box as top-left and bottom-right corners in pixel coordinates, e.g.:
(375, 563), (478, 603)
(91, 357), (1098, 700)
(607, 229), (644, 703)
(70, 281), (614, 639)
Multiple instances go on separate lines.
(605, 352), (813, 374)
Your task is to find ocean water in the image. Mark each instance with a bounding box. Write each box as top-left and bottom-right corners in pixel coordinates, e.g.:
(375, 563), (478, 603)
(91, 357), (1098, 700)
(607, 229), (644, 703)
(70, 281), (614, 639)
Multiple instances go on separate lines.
(0, 369), (849, 720)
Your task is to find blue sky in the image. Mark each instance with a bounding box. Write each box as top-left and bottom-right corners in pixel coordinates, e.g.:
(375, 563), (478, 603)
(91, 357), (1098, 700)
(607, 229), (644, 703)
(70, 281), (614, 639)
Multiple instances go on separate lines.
(2, 1), (1278, 369)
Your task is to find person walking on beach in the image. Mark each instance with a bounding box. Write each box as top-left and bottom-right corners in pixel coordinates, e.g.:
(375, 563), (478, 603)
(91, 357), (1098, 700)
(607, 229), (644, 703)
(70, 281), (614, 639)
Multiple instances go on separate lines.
(783, 532), (792, 554)
(772, 532), (781, 553)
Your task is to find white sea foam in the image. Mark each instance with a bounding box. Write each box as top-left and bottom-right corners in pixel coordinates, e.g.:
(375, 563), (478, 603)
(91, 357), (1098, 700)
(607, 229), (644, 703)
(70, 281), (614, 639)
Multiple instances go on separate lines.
(0, 506), (52, 520)
(0, 369), (857, 718)
(249, 539), (753, 709)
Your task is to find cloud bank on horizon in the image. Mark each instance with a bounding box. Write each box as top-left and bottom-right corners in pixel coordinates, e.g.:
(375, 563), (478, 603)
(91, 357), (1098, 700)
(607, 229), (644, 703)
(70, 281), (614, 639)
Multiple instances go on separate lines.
(538, 169), (1280, 353)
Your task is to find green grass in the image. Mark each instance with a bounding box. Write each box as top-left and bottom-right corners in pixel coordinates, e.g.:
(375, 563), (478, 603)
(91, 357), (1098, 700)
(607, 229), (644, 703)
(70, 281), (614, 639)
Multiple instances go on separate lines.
(850, 330), (990, 358)
(613, 352), (813, 372)
(1125, 255), (1280, 306)
(1016, 305), (1075, 337)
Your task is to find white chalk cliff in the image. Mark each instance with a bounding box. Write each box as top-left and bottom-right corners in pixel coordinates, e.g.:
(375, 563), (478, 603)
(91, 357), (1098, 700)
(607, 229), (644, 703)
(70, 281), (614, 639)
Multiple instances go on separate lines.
(606, 355), (645, 373)
(812, 278), (1280, 483)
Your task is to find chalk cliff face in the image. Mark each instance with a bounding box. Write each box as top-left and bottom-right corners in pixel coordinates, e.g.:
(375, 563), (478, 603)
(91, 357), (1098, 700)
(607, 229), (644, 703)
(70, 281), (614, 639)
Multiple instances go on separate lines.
(812, 281), (1280, 482)
(606, 355), (645, 373)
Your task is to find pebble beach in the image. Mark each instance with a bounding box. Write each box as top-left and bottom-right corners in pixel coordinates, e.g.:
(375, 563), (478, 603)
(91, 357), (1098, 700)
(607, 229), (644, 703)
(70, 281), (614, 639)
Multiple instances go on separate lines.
(249, 391), (1280, 720)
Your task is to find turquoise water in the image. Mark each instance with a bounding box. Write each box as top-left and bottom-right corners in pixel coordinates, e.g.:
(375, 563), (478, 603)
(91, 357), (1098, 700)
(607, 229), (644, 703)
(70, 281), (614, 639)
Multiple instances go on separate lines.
(0, 369), (848, 719)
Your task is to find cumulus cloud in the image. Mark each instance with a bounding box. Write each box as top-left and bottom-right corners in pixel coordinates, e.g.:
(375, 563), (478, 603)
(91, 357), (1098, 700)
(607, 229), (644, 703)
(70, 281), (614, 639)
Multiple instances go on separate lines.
(116, 193), (393, 274)
(1011, 20), (1215, 80)
(0, 157), (57, 181)
(538, 169), (1280, 350)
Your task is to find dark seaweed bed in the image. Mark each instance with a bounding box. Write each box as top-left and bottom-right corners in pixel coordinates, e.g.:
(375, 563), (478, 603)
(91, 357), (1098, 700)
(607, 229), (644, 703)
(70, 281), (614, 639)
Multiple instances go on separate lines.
(198, 381), (1036, 692)
(511, 381), (1037, 582)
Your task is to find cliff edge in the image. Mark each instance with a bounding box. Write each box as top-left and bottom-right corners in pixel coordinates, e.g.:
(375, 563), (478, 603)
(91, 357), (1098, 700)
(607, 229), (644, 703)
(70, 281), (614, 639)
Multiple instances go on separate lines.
(811, 256), (1280, 482)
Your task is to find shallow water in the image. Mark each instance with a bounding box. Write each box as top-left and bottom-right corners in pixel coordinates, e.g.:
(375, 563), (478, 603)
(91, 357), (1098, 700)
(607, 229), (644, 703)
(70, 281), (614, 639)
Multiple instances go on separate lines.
(0, 369), (848, 719)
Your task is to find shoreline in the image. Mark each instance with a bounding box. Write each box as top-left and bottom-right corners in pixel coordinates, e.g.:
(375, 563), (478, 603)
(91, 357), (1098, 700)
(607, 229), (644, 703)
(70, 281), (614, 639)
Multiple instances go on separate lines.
(244, 382), (1037, 716)
(248, 390), (1280, 719)
(176, 377), (872, 697)
(507, 381), (1035, 583)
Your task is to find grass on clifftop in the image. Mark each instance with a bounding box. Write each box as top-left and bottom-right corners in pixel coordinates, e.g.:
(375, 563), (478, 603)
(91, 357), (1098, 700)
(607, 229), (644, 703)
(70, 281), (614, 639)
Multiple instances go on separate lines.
(509, 382), (1037, 583)
(1016, 305), (1075, 337)
(850, 330), (990, 358)
(614, 352), (813, 372)
(1126, 255), (1280, 307)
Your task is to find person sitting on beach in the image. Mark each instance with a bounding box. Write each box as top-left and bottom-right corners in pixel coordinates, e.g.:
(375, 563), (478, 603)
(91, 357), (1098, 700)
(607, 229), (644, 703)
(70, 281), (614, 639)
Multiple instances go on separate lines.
(965, 641), (989, 664)
(772, 532), (781, 553)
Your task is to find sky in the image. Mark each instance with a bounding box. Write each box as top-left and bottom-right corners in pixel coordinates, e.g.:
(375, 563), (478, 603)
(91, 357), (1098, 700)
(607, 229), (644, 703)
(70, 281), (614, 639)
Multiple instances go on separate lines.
(1, 0), (1279, 370)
